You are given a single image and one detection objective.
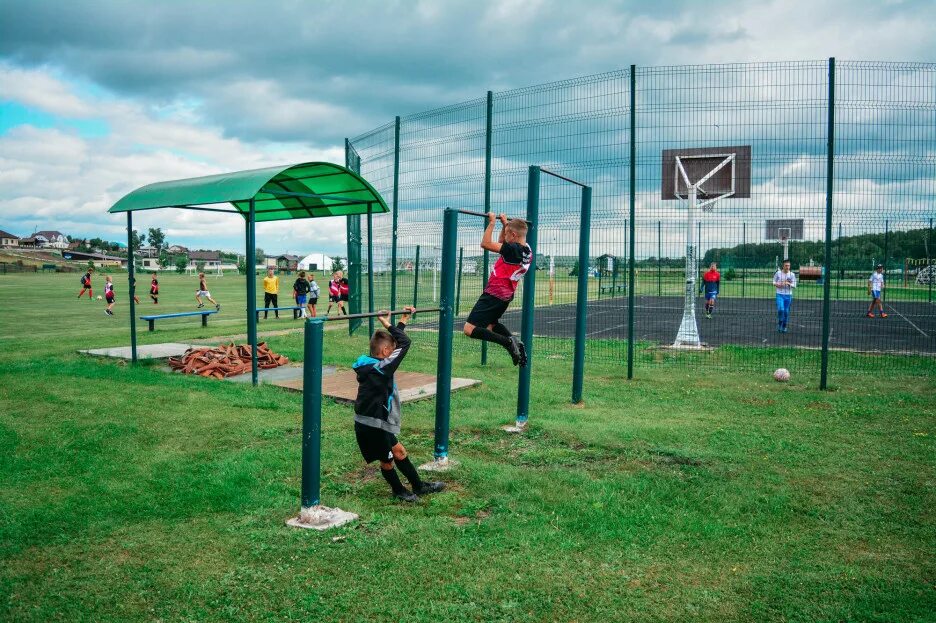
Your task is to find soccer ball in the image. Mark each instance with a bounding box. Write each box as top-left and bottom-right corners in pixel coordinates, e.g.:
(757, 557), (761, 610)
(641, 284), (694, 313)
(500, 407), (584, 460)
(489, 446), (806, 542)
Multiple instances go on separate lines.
(773, 368), (791, 382)
(96, 295), (103, 300)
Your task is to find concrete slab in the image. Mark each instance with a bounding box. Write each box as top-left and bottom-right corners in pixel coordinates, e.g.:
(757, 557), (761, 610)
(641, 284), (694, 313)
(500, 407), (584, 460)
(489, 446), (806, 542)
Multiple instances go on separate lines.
(224, 364), (336, 384)
(79, 343), (197, 360)
(270, 370), (481, 403)
(286, 505), (358, 531)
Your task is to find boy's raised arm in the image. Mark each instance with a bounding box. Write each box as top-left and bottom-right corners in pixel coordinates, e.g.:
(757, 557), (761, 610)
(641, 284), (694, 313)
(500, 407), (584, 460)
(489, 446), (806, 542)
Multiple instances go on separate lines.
(481, 212), (502, 253)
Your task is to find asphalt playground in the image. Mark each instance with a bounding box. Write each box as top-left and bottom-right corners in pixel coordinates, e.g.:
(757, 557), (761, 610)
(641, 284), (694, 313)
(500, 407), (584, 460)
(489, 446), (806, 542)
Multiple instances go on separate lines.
(497, 295), (936, 354)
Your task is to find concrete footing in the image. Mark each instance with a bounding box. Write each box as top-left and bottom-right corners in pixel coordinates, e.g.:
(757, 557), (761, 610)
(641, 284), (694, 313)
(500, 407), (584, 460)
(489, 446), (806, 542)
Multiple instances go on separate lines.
(501, 420), (528, 434)
(286, 505), (358, 531)
(418, 456), (458, 472)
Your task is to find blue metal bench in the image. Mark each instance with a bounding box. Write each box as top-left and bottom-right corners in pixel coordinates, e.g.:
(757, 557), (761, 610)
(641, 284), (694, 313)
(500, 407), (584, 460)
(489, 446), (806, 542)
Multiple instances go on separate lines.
(255, 305), (305, 321)
(140, 310), (218, 331)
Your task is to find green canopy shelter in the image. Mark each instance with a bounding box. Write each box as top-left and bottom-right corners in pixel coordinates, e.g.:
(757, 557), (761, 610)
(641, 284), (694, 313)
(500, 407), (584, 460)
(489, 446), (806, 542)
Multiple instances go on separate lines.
(109, 162), (388, 384)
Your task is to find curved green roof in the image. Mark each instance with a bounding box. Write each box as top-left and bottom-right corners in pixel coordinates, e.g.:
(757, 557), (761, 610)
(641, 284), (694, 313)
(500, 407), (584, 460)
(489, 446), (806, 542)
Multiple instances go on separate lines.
(108, 162), (388, 221)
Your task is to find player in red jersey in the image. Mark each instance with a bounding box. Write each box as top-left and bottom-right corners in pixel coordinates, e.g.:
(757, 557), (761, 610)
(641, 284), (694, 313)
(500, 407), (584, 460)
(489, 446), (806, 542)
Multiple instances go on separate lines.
(463, 213), (531, 366)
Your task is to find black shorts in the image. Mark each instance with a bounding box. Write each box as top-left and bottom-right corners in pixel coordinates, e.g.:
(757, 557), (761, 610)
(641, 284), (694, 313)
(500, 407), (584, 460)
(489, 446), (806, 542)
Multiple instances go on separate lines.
(354, 422), (398, 463)
(339, 294), (349, 302)
(105, 294), (115, 303)
(466, 293), (511, 328)
(329, 295), (340, 303)
(309, 298), (318, 305)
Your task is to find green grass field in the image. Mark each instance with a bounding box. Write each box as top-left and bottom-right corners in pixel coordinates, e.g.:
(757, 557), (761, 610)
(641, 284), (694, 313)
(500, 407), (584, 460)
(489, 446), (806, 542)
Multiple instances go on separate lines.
(1, 273), (934, 621)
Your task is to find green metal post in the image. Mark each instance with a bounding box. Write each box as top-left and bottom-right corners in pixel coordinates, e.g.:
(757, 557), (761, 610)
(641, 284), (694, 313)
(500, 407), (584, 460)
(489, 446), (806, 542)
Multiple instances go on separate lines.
(882, 219), (889, 304)
(517, 166), (540, 424)
(657, 220), (662, 296)
(929, 218), (933, 303)
(627, 65), (637, 379)
(433, 209), (458, 460)
(597, 267), (602, 300)
(247, 199), (259, 385)
(391, 116), (400, 311)
(346, 138), (363, 335)
(127, 212), (137, 363)
(455, 246), (464, 314)
(836, 223), (842, 300)
(820, 57), (835, 391)
(742, 222), (746, 297)
(481, 90), (493, 366)
(367, 205), (375, 336)
(301, 318), (324, 507)
(413, 245), (421, 307)
(572, 186), (592, 403)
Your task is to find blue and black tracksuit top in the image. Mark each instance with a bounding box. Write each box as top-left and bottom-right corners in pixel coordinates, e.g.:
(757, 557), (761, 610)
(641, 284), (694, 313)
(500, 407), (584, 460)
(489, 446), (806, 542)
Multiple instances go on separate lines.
(352, 323), (411, 435)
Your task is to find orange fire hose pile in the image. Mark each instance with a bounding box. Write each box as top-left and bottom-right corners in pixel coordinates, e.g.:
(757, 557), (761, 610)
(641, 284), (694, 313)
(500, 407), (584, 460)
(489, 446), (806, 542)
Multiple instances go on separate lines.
(168, 342), (288, 379)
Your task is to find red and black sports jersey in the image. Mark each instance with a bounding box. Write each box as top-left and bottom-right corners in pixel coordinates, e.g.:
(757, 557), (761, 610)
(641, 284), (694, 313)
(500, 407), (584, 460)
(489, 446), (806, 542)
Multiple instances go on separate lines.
(328, 279), (340, 296)
(150, 278), (159, 294)
(484, 241), (532, 301)
(339, 278), (349, 295)
(83, 272), (92, 286)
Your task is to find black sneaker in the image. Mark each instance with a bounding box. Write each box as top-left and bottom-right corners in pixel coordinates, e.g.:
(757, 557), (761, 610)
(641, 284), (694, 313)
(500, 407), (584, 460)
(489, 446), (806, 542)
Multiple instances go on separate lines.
(394, 490), (419, 503)
(506, 336), (523, 366)
(197, 303), (205, 308)
(215, 303), (221, 311)
(414, 481), (445, 496)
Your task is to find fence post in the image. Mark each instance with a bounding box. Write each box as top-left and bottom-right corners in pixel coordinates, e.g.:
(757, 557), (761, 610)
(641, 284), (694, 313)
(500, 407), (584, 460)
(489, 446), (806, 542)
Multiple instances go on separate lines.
(481, 90), (493, 366)
(247, 198), (259, 385)
(301, 318), (324, 507)
(627, 64), (637, 380)
(413, 245), (420, 307)
(456, 246), (464, 314)
(929, 217), (933, 303)
(126, 212), (137, 363)
(431, 208), (458, 464)
(516, 166), (540, 426)
(741, 222), (746, 297)
(882, 219), (889, 304)
(820, 57), (835, 391)
(391, 116), (401, 311)
(836, 223), (842, 300)
(572, 185), (592, 403)
(657, 220), (662, 296)
(367, 204), (375, 336)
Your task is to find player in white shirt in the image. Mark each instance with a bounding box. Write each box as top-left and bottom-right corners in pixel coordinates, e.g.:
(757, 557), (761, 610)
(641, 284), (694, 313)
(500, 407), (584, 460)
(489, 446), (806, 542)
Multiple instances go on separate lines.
(866, 264), (887, 318)
(772, 260), (797, 333)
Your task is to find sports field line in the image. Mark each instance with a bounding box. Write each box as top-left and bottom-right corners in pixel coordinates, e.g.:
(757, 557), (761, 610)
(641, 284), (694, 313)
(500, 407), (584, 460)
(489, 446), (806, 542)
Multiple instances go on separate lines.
(886, 304), (930, 338)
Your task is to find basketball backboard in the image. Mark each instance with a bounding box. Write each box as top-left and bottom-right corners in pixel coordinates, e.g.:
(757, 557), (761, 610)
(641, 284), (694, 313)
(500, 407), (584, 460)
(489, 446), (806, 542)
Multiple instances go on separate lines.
(765, 219), (804, 241)
(661, 145), (752, 200)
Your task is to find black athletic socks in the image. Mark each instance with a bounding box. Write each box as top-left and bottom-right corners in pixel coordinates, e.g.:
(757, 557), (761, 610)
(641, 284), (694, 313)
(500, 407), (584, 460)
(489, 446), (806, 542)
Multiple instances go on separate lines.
(469, 326), (512, 348)
(492, 323), (512, 337)
(381, 466), (406, 495)
(395, 456), (424, 490)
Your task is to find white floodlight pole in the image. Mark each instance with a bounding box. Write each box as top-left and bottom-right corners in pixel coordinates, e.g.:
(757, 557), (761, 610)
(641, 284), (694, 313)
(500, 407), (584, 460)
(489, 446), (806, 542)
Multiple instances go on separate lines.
(675, 183), (702, 347)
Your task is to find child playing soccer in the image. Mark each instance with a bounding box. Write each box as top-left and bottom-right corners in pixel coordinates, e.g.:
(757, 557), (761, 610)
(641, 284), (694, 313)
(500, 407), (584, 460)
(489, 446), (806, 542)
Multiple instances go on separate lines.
(195, 272), (220, 311)
(463, 213), (531, 366)
(772, 260), (797, 333)
(77, 267), (94, 300)
(338, 272), (349, 315)
(867, 264), (888, 318)
(307, 274), (320, 318)
(353, 306), (444, 502)
(701, 262), (720, 319)
(150, 273), (159, 304)
(293, 270), (311, 319)
(262, 267), (279, 318)
(325, 272), (341, 315)
(104, 275), (116, 316)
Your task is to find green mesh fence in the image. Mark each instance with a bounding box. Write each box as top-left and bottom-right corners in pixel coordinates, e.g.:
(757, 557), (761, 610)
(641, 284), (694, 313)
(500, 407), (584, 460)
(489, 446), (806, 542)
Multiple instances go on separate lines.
(349, 60), (936, 381)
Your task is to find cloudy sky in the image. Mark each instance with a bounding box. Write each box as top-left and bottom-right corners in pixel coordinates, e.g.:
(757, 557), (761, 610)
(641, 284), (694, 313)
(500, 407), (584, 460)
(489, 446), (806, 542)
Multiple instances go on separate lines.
(1, 0), (934, 256)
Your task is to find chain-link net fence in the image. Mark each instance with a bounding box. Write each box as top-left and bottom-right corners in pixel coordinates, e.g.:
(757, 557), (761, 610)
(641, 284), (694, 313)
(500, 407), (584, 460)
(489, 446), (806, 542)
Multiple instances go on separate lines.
(347, 60), (936, 381)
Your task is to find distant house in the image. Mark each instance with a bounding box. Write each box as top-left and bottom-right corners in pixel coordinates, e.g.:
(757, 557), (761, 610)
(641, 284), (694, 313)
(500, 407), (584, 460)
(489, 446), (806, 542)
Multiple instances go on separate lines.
(0, 229), (19, 248)
(137, 245), (159, 258)
(34, 231), (70, 249)
(18, 237), (39, 249)
(276, 254), (300, 272)
(187, 250), (222, 270)
(167, 244), (189, 254)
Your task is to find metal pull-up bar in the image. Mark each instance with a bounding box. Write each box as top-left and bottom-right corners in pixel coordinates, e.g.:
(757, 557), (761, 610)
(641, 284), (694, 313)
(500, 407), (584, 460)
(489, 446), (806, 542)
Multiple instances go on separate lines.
(316, 307), (441, 322)
(455, 209), (533, 225)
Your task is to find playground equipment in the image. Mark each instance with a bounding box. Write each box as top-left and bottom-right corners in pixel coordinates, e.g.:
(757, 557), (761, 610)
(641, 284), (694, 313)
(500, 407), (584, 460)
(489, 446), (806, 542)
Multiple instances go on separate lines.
(662, 145), (752, 348)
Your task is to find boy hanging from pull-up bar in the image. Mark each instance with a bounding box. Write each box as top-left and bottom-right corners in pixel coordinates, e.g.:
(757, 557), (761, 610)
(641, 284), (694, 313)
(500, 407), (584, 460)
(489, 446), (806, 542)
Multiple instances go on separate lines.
(463, 213), (530, 366)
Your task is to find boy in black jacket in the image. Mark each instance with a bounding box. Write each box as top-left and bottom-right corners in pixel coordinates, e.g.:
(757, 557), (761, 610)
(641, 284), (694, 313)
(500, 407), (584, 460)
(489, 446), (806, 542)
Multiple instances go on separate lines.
(353, 306), (444, 502)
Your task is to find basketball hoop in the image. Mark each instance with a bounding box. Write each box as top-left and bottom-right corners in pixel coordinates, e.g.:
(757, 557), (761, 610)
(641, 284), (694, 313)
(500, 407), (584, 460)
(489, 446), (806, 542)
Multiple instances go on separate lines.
(662, 146), (751, 348)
